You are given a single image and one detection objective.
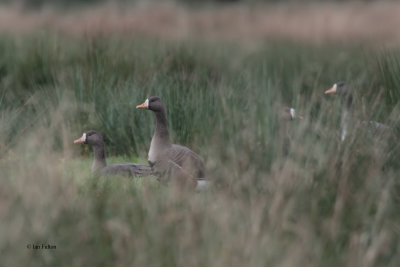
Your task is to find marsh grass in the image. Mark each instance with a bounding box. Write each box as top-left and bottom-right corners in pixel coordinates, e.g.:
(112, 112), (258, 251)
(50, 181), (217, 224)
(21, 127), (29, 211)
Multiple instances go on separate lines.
(0, 35), (399, 266)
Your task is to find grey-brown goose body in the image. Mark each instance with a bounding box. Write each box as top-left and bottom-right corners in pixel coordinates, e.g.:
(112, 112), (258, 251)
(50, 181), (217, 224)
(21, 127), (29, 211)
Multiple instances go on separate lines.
(74, 130), (152, 178)
(137, 96), (206, 188)
(151, 144), (205, 181)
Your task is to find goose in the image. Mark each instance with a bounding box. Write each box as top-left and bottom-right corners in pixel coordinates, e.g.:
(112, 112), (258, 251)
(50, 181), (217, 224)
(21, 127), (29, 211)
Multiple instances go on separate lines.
(136, 96), (208, 190)
(74, 130), (152, 177)
(325, 82), (391, 142)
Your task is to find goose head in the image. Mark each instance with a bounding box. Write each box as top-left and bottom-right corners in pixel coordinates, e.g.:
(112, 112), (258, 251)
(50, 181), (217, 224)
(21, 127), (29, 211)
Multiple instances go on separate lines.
(136, 96), (164, 112)
(73, 130), (103, 146)
(325, 81), (352, 97)
(325, 81), (353, 109)
(282, 107), (303, 120)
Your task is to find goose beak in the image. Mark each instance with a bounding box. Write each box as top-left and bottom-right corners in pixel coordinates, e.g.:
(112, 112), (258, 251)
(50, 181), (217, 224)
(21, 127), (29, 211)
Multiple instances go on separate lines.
(325, 87), (336, 95)
(74, 133), (86, 144)
(136, 99), (149, 109)
(73, 137), (85, 144)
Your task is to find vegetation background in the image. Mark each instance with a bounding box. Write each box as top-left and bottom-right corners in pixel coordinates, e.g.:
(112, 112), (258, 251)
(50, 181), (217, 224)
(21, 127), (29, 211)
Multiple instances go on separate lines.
(0, 0), (399, 266)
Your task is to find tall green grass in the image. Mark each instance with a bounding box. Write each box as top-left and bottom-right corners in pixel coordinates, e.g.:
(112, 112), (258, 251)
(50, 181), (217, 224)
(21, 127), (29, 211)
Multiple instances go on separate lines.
(0, 34), (399, 266)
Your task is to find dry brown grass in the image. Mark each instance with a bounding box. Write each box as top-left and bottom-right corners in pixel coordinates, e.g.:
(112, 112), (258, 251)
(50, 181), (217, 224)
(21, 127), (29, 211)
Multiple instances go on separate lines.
(1, 2), (400, 45)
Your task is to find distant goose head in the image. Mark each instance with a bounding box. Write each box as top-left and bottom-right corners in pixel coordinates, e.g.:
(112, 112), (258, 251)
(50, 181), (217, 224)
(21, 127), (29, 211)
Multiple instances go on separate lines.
(325, 81), (353, 98)
(325, 81), (353, 109)
(73, 130), (104, 146)
(283, 107), (304, 120)
(136, 96), (164, 112)
(325, 81), (349, 95)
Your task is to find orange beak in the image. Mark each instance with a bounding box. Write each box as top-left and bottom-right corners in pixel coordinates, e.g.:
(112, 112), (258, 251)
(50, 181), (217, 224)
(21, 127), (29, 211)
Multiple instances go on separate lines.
(73, 137), (85, 144)
(136, 99), (149, 109)
(136, 103), (147, 109)
(325, 87), (336, 94)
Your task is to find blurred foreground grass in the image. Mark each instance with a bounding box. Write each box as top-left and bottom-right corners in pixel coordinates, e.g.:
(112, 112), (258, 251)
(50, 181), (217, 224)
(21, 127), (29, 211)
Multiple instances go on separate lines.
(0, 34), (399, 266)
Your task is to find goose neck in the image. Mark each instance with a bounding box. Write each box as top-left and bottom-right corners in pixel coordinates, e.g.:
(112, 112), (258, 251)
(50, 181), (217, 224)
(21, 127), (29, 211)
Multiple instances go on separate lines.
(92, 143), (107, 172)
(343, 92), (354, 111)
(154, 109), (170, 143)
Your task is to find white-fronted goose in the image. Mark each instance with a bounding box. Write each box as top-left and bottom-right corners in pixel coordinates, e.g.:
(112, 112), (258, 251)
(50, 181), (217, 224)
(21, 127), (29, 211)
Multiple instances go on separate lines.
(325, 82), (391, 142)
(74, 130), (152, 177)
(136, 96), (207, 189)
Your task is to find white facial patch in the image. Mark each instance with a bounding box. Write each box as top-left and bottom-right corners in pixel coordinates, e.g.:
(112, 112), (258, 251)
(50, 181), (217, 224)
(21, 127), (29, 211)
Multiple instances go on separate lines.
(333, 83), (337, 93)
(145, 98), (149, 108)
(341, 128), (347, 142)
(82, 133), (87, 142)
(290, 108), (295, 119)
